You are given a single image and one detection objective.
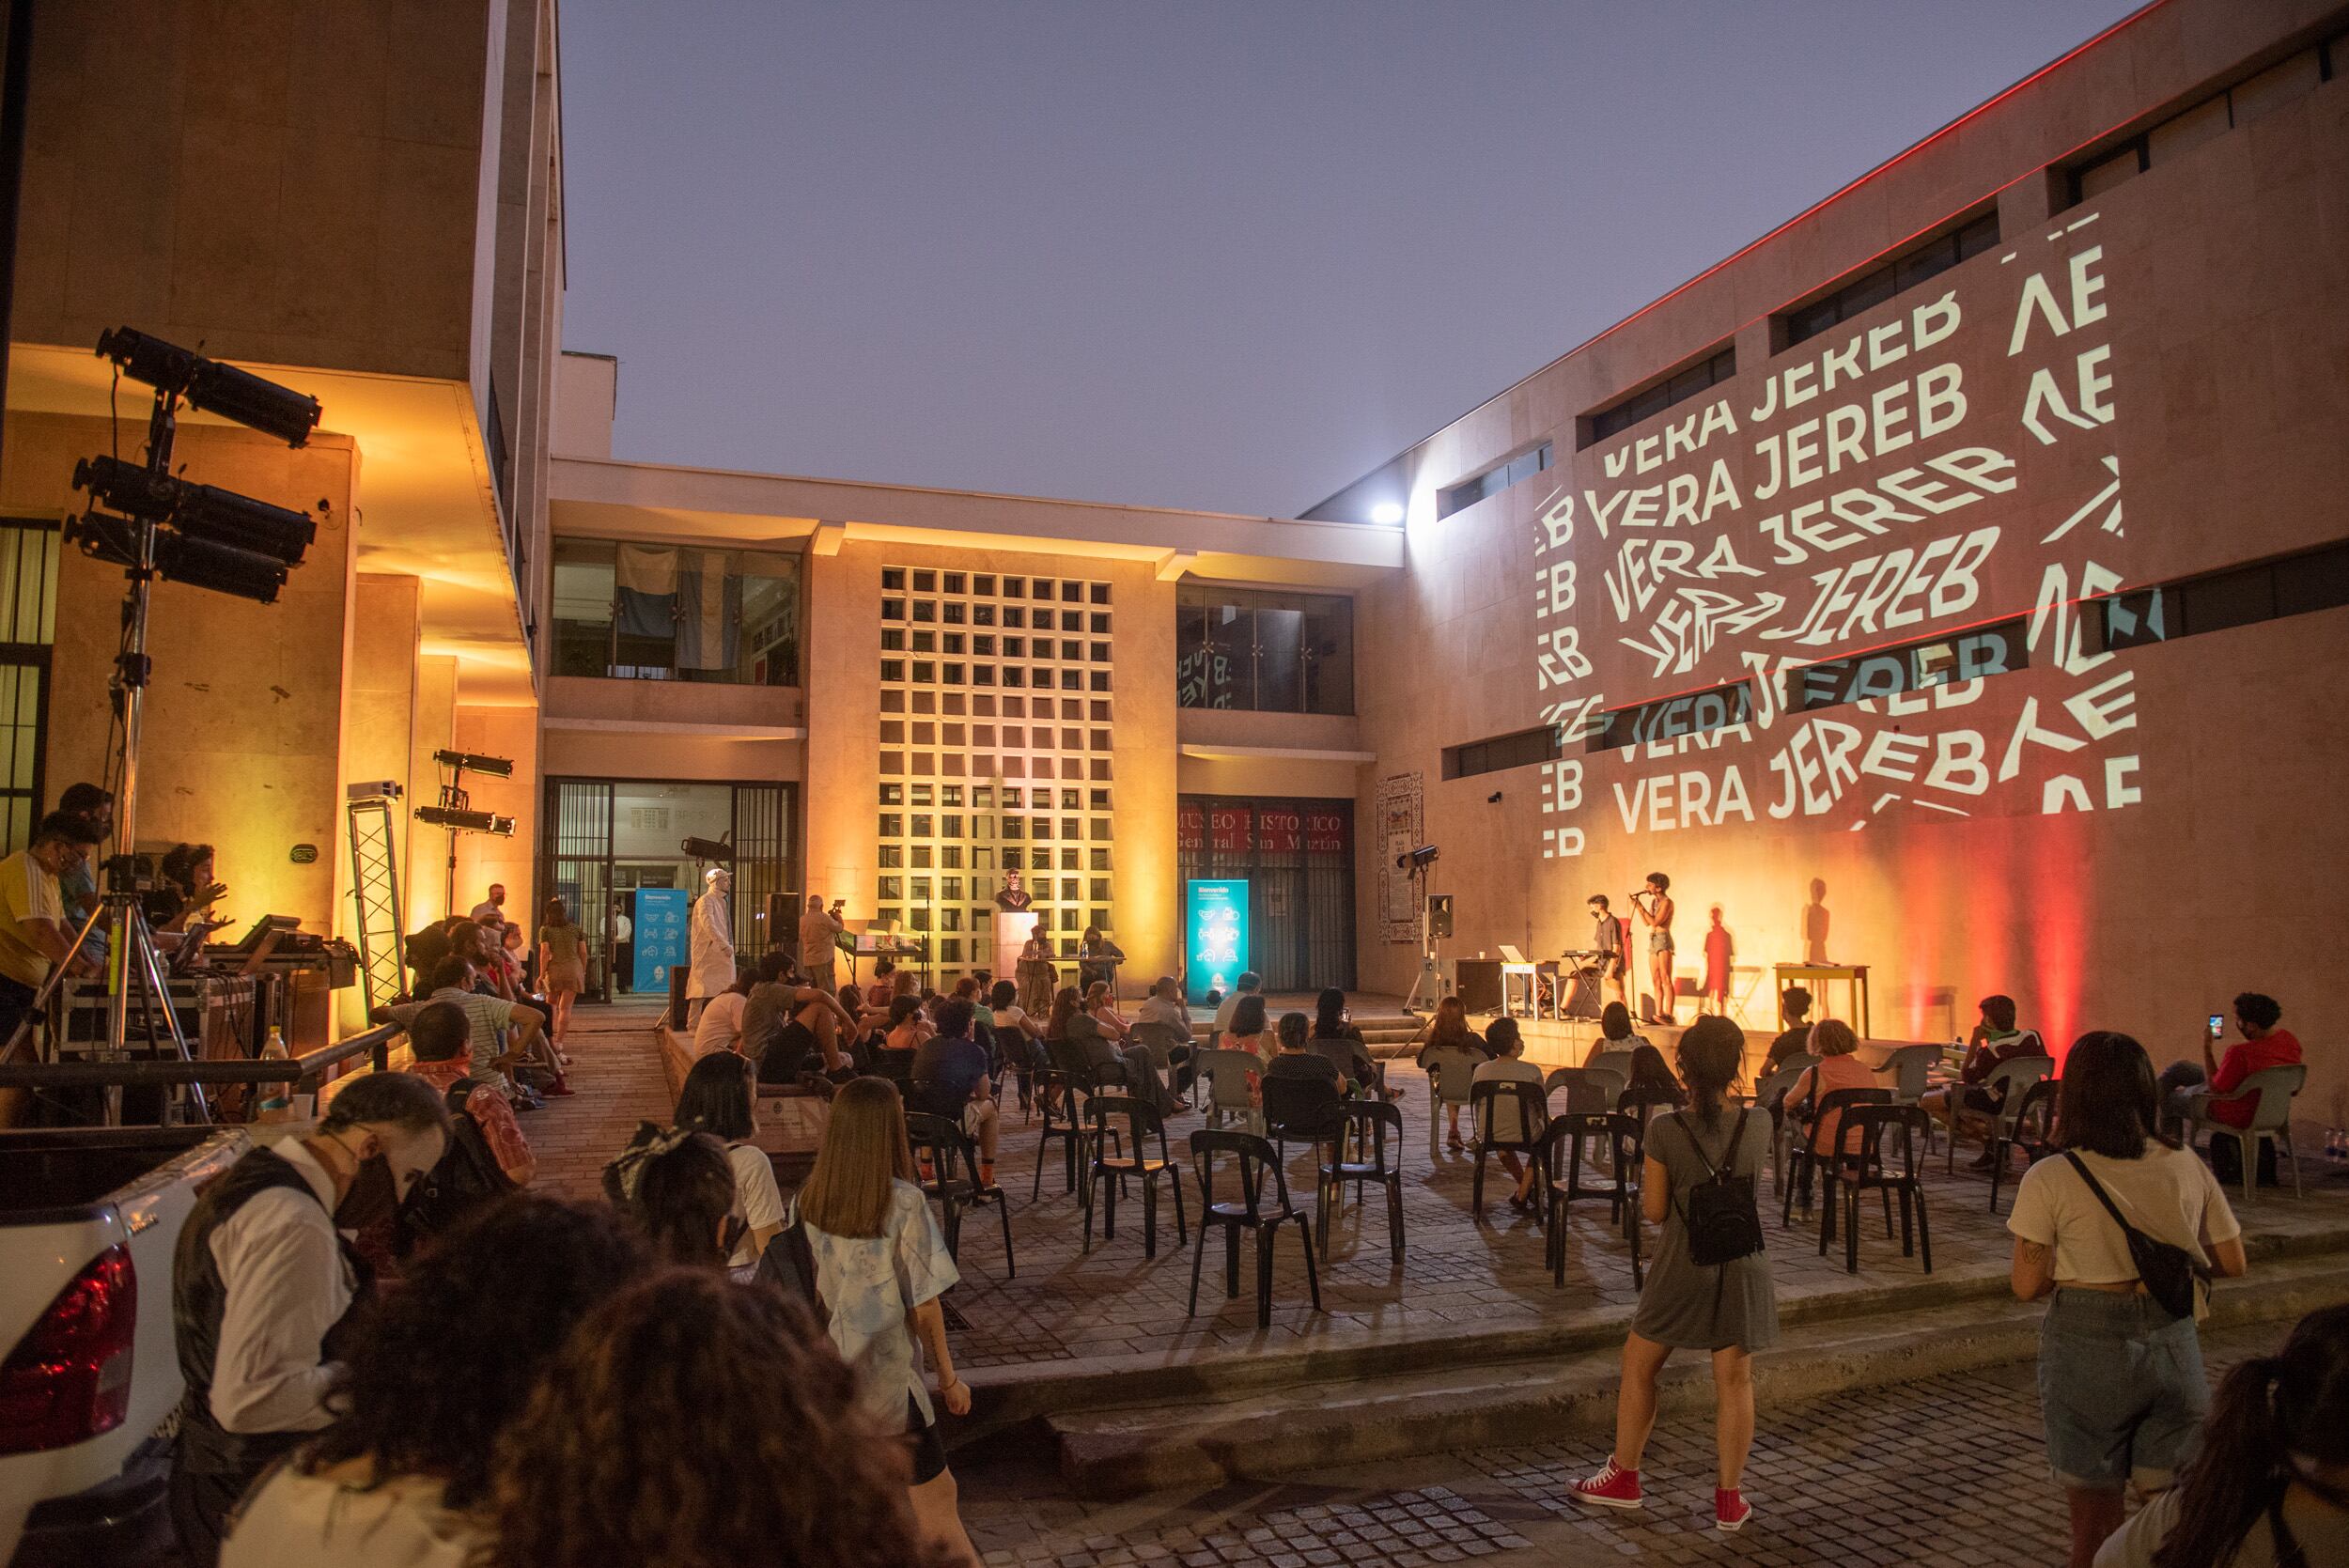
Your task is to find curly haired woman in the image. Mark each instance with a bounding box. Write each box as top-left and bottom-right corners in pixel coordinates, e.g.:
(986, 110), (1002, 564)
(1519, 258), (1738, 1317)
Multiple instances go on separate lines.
(222, 1198), (645, 1566)
(483, 1267), (952, 1568)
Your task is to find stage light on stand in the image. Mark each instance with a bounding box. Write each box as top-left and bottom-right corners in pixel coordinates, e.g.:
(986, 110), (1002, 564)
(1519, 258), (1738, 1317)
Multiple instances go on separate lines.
(415, 806), (515, 836)
(65, 510), (288, 602)
(432, 750), (514, 779)
(96, 325), (322, 448)
(72, 455), (315, 567)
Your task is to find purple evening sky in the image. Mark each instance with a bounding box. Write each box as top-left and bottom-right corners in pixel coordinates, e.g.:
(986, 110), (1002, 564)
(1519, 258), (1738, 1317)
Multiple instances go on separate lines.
(559, 0), (2145, 520)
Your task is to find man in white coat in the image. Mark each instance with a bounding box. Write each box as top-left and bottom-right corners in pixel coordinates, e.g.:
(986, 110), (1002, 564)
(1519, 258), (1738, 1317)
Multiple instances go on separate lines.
(685, 865), (735, 1023)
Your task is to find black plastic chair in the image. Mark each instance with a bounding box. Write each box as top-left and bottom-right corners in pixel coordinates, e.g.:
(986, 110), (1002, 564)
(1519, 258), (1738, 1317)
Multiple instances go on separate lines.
(905, 1109), (1014, 1279)
(1030, 1066), (1085, 1199)
(873, 1049), (916, 1093)
(1319, 1099), (1407, 1264)
(1828, 1102), (1933, 1274)
(1187, 1128), (1321, 1328)
(1988, 1076), (2061, 1215)
(1263, 1071), (1348, 1161)
(1469, 1079), (1551, 1223)
(1081, 1094), (1187, 1258)
(1543, 1067), (1620, 1116)
(1539, 1111), (1646, 1289)
(1781, 1086), (1891, 1222)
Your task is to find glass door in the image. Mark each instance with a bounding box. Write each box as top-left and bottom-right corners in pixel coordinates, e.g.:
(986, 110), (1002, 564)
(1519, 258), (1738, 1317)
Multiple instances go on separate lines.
(546, 781), (614, 1001)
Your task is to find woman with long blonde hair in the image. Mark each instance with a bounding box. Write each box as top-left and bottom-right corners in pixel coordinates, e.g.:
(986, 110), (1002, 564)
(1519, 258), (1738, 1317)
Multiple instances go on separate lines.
(795, 1078), (977, 1565)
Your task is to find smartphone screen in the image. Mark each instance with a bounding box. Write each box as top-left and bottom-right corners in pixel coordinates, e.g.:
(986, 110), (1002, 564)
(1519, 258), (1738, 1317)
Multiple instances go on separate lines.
(2206, 1013), (2224, 1038)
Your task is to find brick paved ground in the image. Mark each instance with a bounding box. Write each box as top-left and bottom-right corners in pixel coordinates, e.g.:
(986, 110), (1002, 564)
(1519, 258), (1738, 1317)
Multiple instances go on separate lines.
(958, 1319), (2287, 1566)
(913, 1057), (2344, 1374)
(536, 1011), (2346, 1374)
(525, 1000), (676, 1202)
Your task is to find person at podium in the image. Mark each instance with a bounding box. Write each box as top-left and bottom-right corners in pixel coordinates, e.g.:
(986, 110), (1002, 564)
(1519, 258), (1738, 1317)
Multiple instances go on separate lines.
(993, 869), (1033, 911)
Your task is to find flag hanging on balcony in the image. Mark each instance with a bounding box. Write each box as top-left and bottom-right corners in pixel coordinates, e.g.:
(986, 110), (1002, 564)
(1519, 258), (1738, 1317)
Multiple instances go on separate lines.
(615, 543), (677, 638)
(676, 549), (739, 670)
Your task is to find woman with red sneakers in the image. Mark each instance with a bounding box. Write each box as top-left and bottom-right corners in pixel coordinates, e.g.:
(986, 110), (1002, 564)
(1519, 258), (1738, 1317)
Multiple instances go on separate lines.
(1570, 1015), (1777, 1532)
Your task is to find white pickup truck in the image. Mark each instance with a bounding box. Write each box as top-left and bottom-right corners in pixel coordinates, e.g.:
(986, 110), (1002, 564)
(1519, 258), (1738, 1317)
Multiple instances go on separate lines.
(0, 1125), (248, 1566)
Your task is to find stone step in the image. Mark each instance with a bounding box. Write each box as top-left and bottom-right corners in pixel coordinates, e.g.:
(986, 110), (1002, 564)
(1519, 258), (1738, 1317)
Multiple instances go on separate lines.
(1039, 1250), (2349, 1499)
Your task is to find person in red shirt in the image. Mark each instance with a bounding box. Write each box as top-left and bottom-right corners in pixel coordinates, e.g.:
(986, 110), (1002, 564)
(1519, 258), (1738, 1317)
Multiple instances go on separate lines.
(2160, 991), (2301, 1133)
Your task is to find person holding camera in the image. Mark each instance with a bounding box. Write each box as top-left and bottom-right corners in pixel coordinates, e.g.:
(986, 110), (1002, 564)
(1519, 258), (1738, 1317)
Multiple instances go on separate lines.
(2157, 992), (2301, 1142)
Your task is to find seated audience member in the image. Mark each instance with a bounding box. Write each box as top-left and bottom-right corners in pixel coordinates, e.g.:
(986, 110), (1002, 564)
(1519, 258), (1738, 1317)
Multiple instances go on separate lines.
(1311, 986), (1388, 1097)
(1787, 1018), (1875, 1158)
(1056, 985), (1177, 1117)
(2092, 1303), (2349, 1568)
(1136, 973), (1190, 1034)
(402, 1000), (534, 1188)
(1086, 978), (1130, 1041)
(221, 1200), (644, 1567)
(1765, 987), (1815, 1073)
(382, 955), (551, 1101)
(989, 979), (1046, 1110)
(912, 997), (1001, 1187)
(602, 1125), (740, 1270)
(1220, 992), (1274, 1067)
(1922, 994), (2046, 1167)
(1418, 996), (1488, 1148)
(169, 1073), (450, 1564)
(1212, 970), (1264, 1036)
(2159, 991), (2303, 1137)
(480, 1268), (950, 1568)
(864, 956), (898, 1010)
(1471, 1017), (1548, 1209)
(885, 995), (931, 1055)
(1265, 1009), (1344, 1090)
(949, 976), (1000, 1063)
(738, 950), (798, 1062)
(674, 1051), (787, 1277)
(1590, 1001), (1650, 1057)
(691, 971), (754, 1059)
(754, 965), (859, 1084)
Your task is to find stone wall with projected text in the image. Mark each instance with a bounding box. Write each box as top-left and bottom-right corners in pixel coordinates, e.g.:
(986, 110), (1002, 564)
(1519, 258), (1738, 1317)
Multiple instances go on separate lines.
(1532, 213), (2142, 868)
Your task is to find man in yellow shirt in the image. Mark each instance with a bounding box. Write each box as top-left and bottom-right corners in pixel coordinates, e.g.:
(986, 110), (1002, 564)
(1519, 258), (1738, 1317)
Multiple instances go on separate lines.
(0, 812), (101, 1049)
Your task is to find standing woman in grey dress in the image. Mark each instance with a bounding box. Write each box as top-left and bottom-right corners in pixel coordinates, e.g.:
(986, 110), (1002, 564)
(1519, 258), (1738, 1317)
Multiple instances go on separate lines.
(1571, 1014), (1775, 1533)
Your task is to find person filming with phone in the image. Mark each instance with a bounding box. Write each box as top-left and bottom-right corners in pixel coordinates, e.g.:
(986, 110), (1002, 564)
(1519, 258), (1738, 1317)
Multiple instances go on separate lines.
(2157, 993), (2301, 1157)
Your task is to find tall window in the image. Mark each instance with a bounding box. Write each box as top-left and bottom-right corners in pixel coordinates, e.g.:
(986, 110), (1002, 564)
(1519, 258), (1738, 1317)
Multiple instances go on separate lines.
(0, 520), (59, 854)
(1175, 585), (1352, 715)
(551, 538), (801, 685)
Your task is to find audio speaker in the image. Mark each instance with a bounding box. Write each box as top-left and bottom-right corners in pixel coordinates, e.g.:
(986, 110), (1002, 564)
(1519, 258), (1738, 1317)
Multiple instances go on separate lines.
(1449, 957), (1502, 1015)
(1427, 893), (1454, 939)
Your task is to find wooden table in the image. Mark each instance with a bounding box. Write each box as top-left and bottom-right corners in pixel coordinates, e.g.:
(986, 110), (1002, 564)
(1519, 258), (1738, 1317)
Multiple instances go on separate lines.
(1776, 963), (1871, 1039)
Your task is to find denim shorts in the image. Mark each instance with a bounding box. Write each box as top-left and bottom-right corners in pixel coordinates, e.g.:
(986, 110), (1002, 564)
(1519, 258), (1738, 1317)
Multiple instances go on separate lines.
(2037, 1289), (2208, 1491)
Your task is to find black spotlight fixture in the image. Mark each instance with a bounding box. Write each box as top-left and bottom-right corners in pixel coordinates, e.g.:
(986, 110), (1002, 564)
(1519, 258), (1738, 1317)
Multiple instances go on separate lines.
(432, 749), (515, 779)
(415, 806), (517, 836)
(96, 325), (322, 448)
(72, 454), (316, 566)
(1395, 844), (1439, 872)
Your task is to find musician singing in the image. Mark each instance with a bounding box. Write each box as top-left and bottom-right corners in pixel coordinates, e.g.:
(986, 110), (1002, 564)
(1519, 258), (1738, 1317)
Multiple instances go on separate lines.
(1632, 872), (1677, 1025)
(1584, 894), (1628, 1010)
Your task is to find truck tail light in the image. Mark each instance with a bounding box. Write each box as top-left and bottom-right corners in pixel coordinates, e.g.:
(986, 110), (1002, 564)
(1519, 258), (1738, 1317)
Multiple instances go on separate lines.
(0, 1243), (137, 1453)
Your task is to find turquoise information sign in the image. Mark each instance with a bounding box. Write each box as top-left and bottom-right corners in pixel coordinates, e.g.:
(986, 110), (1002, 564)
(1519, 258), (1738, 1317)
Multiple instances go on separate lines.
(633, 886), (691, 993)
(1185, 878), (1249, 1004)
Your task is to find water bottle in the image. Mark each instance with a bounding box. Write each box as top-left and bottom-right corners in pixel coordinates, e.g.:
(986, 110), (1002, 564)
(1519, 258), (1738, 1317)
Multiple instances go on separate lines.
(255, 1026), (291, 1116)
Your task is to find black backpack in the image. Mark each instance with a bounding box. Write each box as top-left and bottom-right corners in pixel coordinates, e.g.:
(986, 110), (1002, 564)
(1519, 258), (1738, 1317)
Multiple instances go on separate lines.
(1672, 1110), (1765, 1267)
(397, 1079), (515, 1255)
(753, 1208), (828, 1320)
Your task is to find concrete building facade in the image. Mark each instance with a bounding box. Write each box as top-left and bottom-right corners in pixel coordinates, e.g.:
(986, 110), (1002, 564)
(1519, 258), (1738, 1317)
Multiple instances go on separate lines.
(4, 0), (2343, 1148)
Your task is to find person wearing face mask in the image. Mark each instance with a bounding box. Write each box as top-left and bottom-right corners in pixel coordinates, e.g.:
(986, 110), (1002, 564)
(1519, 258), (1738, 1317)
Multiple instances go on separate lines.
(168, 1072), (451, 1565)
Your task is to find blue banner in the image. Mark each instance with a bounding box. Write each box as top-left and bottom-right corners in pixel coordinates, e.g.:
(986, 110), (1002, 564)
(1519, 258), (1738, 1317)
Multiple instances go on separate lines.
(1185, 878), (1249, 1005)
(633, 887), (691, 994)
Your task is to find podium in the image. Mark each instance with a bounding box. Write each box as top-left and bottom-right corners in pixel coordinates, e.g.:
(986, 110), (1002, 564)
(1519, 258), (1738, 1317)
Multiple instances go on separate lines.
(995, 910), (1053, 1011)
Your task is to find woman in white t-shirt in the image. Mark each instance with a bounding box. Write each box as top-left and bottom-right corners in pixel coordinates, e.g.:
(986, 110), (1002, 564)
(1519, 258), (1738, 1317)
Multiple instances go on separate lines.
(221, 1199), (644, 1568)
(674, 1050), (786, 1277)
(2008, 1031), (2248, 1568)
(1470, 1017), (1548, 1209)
(793, 1077), (975, 1565)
